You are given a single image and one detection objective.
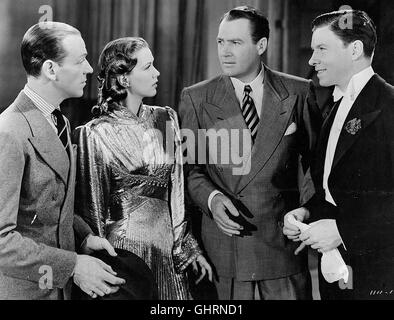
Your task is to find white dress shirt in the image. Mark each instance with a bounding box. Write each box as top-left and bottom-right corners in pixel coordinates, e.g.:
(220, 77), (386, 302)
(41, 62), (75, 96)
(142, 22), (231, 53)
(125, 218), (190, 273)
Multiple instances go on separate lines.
(208, 66), (265, 211)
(23, 84), (61, 134)
(230, 65), (264, 118)
(323, 66), (375, 205)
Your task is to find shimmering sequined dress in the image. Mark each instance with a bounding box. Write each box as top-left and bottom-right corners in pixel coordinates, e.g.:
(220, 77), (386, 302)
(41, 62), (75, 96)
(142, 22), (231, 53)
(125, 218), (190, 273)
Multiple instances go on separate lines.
(74, 105), (202, 300)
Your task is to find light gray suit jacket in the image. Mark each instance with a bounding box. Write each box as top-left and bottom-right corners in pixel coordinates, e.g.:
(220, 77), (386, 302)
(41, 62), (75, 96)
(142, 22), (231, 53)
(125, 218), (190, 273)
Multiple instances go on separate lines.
(179, 66), (321, 281)
(0, 91), (92, 300)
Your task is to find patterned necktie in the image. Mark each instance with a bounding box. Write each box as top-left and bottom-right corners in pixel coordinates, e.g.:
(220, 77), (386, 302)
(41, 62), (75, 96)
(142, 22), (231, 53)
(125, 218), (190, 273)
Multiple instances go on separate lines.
(52, 109), (70, 157)
(242, 85), (259, 142)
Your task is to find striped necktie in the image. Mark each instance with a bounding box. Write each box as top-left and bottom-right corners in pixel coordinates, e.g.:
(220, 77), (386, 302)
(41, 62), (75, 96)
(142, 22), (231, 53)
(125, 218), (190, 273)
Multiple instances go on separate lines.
(242, 85), (259, 142)
(52, 109), (70, 157)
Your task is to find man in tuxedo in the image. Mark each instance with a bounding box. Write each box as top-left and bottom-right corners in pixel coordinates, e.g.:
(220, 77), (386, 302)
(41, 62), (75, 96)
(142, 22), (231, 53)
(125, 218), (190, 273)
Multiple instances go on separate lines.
(179, 6), (321, 299)
(283, 10), (394, 299)
(0, 22), (125, 299)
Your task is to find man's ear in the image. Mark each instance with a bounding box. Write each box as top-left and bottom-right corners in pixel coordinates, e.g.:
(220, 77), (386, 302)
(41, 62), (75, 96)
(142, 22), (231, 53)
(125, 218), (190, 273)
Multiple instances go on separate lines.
(351, 40), (364, 60)
(256, 37), (268, 55)
(41, 60), (58, 81)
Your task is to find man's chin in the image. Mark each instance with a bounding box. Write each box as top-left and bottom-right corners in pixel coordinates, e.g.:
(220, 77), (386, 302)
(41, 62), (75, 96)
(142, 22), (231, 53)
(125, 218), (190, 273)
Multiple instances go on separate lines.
(221, 69), (236, 77)
(317, 79), (333, 88)
(66, 92), (84, 100)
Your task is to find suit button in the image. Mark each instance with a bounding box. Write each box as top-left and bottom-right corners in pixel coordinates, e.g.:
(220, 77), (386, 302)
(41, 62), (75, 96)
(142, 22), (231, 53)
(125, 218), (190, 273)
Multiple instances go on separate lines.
(251, 273), (256, 280)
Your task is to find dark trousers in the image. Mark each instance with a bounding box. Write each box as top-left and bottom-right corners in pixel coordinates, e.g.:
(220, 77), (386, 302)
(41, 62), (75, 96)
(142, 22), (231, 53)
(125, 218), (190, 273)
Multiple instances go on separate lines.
(213, 271), (312, 300)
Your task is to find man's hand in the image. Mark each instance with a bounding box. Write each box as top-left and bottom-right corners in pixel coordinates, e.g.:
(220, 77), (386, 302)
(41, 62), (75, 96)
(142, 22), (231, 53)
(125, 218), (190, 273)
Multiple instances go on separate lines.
(283, 207), (310, 241)
(81, 235), (117, 257)
(73, 255), (126, 298)
(299, 219), (342, 253)
(211, 194), (243, 237)
(283, 207), (310, 255)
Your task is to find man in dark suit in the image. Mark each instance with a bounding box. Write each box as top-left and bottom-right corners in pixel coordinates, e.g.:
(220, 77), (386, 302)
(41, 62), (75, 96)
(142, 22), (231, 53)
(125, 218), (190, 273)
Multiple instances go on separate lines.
(0, 22), (125, 299)
(179, 6), (321, 299)
(283, 10), (394, 300)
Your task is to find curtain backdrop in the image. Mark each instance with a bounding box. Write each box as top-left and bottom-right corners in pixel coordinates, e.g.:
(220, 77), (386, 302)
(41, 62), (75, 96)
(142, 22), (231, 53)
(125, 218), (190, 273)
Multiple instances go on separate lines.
(55, 0), (207, 128)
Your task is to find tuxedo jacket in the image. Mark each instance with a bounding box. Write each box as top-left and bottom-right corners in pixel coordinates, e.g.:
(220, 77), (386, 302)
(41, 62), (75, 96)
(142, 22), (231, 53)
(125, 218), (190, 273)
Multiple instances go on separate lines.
(306, 74), (394, 299)
(179, 66), (322, 280)
(0, 91), (92, 300)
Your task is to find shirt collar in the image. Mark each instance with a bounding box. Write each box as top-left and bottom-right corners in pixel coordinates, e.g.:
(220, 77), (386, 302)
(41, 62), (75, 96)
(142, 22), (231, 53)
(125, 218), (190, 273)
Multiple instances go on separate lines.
(23, 84), (59, 117)
(230, 64), (265, 94)
(332, 66), (375, 102)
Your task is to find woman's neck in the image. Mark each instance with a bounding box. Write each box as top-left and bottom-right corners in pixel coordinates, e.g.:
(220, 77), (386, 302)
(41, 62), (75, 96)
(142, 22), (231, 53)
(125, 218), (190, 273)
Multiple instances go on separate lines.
(123, 94), (143, 116)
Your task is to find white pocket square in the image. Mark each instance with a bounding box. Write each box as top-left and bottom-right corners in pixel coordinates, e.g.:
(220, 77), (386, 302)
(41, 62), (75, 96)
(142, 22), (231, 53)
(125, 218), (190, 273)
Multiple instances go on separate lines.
(284, 122), (297, 136)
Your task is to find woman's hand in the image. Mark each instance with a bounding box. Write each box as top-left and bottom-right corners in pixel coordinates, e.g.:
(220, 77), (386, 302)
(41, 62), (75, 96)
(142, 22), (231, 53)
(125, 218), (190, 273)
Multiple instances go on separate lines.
(81, 234), (117, 257)
(192, 255), (213, 284)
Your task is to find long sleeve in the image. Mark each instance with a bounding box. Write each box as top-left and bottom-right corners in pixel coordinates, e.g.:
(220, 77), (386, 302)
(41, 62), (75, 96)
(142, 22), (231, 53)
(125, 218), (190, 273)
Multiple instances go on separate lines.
(178, 89), (218, 217)
(74, 125), (111, 237)
(167, 107), (202, 272)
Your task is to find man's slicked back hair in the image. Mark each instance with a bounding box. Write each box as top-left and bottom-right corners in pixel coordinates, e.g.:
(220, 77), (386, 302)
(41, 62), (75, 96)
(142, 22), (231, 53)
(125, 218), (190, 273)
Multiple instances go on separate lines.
(21, 22), (81, 77)
(221, 5), (270, 44)
(311, 10), (377, 57)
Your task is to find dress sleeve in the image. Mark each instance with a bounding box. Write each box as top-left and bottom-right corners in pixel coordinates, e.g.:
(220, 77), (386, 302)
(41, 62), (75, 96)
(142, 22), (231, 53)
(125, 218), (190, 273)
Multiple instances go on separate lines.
(166, 107), (203, 273)
(74, 125), (111, 237)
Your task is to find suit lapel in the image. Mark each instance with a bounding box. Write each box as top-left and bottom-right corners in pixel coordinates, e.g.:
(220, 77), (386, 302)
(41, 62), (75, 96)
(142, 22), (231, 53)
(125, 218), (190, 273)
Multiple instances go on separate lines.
(200, 76), (250, 192)
(17, 92), (70, 186)
(313, 98), (341, 187)
(236, 67), (294, 192)
(332, 75), (382, 170)
(204, 75), (249, 131)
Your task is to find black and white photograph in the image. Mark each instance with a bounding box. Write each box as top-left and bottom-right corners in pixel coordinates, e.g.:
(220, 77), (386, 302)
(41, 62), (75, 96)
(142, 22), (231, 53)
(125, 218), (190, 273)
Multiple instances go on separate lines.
(0, 0), (393, 312)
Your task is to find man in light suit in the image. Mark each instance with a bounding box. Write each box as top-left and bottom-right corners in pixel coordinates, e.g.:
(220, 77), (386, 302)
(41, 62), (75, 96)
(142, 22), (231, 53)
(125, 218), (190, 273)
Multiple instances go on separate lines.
(179, 6), (321, 299)
(0, 22), (125, 300)
(283, 10), (394, 299)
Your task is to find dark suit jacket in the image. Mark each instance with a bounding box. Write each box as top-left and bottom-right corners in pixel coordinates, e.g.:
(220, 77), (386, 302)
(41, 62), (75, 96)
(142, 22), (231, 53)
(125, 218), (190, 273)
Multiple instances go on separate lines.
(0, 91), (92, 300)
(179, 66), (321, 280)
(306, 74), (394, 299)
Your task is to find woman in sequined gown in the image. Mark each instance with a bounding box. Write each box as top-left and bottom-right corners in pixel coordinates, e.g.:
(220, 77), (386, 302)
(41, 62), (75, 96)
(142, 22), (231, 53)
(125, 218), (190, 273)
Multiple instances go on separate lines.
(74, 37), (212, 300)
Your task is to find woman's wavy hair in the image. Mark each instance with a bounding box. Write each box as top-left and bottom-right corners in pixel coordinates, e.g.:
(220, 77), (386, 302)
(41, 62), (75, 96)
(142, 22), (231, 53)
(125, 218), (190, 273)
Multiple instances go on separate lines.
(92, 37), (149, 116)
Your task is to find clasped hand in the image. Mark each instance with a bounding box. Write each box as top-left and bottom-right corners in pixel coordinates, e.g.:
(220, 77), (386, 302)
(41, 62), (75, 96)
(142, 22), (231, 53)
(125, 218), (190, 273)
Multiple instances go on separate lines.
(283, 208), (342, 255)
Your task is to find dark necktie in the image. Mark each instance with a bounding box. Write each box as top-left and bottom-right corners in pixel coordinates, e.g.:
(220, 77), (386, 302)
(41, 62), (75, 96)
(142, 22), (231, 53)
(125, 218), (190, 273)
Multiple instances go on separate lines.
(242, 85), (259, 142)
(52, 109), (70, 157)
